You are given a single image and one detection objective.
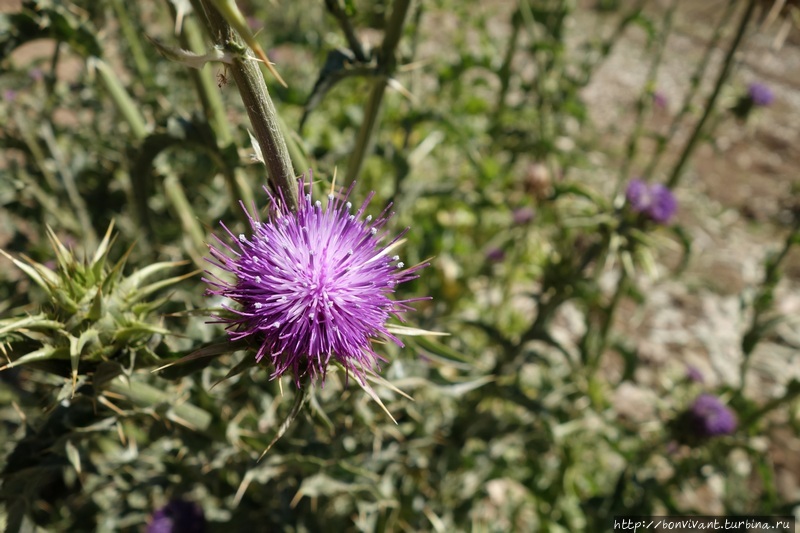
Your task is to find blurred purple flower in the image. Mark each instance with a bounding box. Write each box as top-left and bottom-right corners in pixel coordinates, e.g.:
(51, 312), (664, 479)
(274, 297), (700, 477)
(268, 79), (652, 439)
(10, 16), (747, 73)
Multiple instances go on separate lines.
(625, 179), (677, 224)
(652, 90), (668, 110)
(486, 247), (505, 262)
(29, 68), (44, 82)
(147, 499), (205, 533)
(3, 89), (17, 102)
(689, 394), (737, 437)
(685, 365), (704, 384)
(647, 184), (677, 223)
(747, 82), (774, 107)
(204, 176), (427, 385)
(512, 207), (535, 225)
(625, 178), (650, 212)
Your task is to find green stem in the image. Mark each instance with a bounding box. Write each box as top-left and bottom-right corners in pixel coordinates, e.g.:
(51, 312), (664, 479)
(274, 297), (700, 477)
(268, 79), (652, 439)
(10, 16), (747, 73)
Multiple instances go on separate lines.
(91, 57), (148, 140)
(615, 0), (676, 194)
(163, 174), (206, 266)
(644, 0), (737, 179)
(180, 10), (234, 146)
(492, 9), (522, 127)
(324, 0), (368, 62)
(109, 0), (154, 89)
(197, 0), (299, 211)
(739, 217), (800, 392)
(666, 0), (758, 189)
(39, 122), (98, 250)
(345, 0), (412, 186)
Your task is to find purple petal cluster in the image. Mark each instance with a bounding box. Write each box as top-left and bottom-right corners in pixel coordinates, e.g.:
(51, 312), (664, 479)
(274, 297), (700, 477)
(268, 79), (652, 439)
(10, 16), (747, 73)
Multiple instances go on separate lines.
(147, 499), (205, 533)
(747, 82), (774, 107)
(688, 394), (737, 438)
(652, 90), (668, 110)
(204, 178), (425, 385)
(625, 178), (677, 224)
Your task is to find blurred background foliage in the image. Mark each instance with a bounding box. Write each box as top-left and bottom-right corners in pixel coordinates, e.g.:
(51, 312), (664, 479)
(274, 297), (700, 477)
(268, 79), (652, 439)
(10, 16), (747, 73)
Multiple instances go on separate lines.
(1, 0), (799, 531)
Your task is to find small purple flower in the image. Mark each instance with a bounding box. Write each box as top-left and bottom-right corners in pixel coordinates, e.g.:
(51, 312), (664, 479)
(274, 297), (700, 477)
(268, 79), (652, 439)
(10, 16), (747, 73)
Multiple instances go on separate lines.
(204, 176), (426, 385)
(685, 365), (704, 384)
(486, 247), (505, 263)
(647, 184), (677, 223)
(3, 89), (16, 102)
(625, 178), (650, 212)
(625, 179), (677, 224)
(147, 499), (205, 533)
(672, 394), (737, 444)
(512, 207), (535, 225)
(652, 90), (668, 110)
(689, 394), (737, 437)
(747, 82), (774, 107)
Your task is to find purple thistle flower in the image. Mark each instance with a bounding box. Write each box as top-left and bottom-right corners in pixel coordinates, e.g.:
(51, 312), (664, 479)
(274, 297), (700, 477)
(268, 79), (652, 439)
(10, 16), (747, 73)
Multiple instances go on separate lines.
(672, 393), (737, 444)
(624, 178), (677, 224)
(204, 177), (426, 385)
(485, 247), (505, 263)
(625, 178), (651, 213)
(685, 364), (704, 384)
(689, 394), (738, 437)
(646, 183), (677, 223)
(512, 207), (535, 225)
(147, 499), (205, 533)
(652, 90), (668, 110)
(747, 82), (774, 107)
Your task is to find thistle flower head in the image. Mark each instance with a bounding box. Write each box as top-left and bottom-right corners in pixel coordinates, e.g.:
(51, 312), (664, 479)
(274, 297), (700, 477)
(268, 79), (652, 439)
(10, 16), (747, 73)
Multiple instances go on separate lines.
(147, 499), (205, 533)
(652, 90), (668, 110)
(204, 177), (426, 386)
(671, 393), (737, 444)
(689, 393), (737, 437)
(747, 82), (774, 107)
(0, 223), (189, 392)
(625, 178), (677, 224)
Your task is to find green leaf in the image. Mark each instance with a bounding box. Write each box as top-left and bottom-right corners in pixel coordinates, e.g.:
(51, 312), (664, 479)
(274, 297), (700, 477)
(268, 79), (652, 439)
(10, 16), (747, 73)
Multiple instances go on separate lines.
(64, 440), (81, 475)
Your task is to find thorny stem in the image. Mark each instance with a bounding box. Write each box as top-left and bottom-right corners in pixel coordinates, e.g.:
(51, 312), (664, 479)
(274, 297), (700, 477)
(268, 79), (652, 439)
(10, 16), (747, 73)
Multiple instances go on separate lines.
(492, 9), (522, 126)
(178, 5), (256, 222)
(644, 0), (737, 179)
(109, 0), (154, 90)
(324, 0), (369, 63)
(666, 0), (758, 189)
(615, 0), (676, 195)
(738, 216), (800, 393)
(345, 0), (412, 186)
(196, 0), (299, 212)
(179, 8), (234, 146)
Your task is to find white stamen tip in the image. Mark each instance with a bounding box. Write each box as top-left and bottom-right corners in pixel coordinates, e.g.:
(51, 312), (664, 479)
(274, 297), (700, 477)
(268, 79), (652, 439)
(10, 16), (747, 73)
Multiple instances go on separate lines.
(255, 276), (262, 283)
(254, 302), (263, 309)
(366, 215), (372, 222)
(370, 228), (377, 235)
(397, 262), (404, 268)
(346, 202), (352, 210)
(239, 234), (246, 242)
(392, 255), (400, 261)
(315, 200), (322, 208)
